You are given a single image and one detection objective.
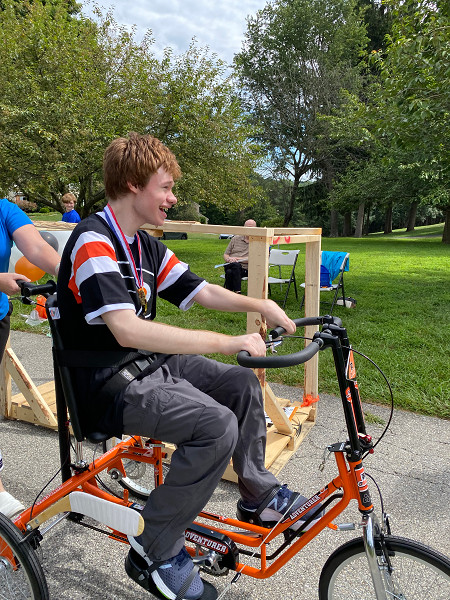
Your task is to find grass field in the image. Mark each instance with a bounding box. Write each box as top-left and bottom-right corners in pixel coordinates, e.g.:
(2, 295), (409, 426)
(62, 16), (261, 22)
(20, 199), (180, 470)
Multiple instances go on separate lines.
(11, 221), (449, 418)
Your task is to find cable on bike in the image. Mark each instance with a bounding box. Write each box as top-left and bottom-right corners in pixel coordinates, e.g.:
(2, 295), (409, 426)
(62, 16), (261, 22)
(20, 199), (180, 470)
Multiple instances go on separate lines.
(28, 449), (71, 522)
(342, 345), (394, 457)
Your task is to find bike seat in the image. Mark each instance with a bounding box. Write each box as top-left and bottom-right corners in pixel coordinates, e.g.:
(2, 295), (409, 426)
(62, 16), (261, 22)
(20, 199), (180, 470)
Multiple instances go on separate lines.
(86, 431), (110, 444)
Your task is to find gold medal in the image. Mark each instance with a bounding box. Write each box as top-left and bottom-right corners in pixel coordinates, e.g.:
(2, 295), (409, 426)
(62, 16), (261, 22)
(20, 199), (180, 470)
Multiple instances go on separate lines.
(138, 287), (147, 311)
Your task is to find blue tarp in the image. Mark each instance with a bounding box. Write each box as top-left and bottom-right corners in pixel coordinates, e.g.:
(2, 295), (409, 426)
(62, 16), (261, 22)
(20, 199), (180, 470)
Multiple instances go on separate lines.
(320, 251), (349, 287)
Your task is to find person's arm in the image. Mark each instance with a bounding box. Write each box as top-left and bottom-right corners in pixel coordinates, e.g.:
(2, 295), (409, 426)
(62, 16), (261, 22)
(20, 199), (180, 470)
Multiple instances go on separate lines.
(101, 309), (267, 357)
(194, 283), (296, 334)
(223, 253), (246, 264)
(12, 224), (61, 277)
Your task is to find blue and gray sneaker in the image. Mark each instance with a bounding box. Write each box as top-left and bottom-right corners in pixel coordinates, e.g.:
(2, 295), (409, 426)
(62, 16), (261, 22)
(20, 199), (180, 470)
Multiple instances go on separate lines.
(237, 484), (323, 532)
(126, 535), (204, 600)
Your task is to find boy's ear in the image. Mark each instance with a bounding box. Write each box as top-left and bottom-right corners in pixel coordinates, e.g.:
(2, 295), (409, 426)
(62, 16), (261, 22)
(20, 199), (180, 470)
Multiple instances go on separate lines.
(127, 181), (139, 194)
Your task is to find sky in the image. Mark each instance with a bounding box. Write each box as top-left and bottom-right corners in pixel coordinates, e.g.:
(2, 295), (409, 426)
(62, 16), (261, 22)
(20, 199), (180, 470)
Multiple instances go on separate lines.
(82, 0), (269, 65)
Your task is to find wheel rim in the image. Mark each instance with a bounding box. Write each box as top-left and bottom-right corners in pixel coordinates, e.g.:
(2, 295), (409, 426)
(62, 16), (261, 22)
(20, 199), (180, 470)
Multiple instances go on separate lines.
(326, 546), (450, 599)
(0, 551), (34, 600)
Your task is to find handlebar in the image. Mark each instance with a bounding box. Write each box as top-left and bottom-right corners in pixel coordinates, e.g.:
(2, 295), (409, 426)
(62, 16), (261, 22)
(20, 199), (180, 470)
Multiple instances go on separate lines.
(18, 280), (56, 304)
(237, 338), (324, 368)
(237, 315), (342, 369)
(268, 316), (342, 340)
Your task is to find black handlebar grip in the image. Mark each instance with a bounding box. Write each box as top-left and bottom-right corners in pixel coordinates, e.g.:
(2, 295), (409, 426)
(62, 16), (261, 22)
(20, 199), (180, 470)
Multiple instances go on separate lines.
(269, 316), (342, 339)
(237, 338), (324, 369)
(18, 280), (57, 298)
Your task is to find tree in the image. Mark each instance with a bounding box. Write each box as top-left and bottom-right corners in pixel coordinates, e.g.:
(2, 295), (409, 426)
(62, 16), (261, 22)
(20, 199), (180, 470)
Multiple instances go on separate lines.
(371, 0), (450, 241)
(234, 0), (368, 226)
(0, 1), (262, 217)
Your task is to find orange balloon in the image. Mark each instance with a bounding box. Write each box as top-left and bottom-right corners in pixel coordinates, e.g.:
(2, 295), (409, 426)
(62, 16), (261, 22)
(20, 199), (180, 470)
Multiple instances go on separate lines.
(35, 295), (47, 319)
(15, 256), (45, 282)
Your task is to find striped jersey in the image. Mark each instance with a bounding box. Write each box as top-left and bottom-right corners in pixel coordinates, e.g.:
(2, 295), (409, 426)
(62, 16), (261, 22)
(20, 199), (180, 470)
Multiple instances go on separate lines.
(56, 211), (207, 435)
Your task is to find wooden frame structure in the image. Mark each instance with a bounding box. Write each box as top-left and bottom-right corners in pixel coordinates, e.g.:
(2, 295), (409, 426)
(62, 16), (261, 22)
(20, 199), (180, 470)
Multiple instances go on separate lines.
(0, 221), (321, 479)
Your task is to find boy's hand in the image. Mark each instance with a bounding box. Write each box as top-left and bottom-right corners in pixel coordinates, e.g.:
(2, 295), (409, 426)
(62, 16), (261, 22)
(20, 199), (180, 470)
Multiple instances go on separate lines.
(259, 299), (296, 334)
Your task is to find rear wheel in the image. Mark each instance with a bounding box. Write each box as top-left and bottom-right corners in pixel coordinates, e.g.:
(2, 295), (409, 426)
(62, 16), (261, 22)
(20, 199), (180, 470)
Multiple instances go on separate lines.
(319, 535), (450, 600)
(0, 513), (49, 600)
(102, 437), (168, 501)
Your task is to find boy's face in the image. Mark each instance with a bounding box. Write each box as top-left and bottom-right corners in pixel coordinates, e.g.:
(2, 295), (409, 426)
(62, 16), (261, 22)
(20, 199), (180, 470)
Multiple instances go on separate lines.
(131, 167), (177, 227)
(64, 200), (75, 212)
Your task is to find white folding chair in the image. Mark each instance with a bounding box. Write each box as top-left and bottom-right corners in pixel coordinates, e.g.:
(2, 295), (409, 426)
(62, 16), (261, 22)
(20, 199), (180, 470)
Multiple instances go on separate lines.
(267, 249), (300, 308)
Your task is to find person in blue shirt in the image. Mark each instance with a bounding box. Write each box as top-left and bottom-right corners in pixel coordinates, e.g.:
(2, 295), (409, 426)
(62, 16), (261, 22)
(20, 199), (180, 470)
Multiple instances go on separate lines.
(0, 198), (61, 519)
(61, 192), (81, 223)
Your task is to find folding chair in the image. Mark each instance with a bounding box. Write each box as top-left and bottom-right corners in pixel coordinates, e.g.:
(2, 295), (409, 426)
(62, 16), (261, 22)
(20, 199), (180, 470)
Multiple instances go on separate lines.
(267, 249), (300, 309)
(300, 251), (349, 314)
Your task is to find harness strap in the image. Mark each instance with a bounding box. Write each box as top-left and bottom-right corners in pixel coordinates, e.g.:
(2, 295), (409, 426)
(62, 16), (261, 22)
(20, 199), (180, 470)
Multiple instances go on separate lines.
(98, 353), (171, 401)
(54, 348), (156, 369)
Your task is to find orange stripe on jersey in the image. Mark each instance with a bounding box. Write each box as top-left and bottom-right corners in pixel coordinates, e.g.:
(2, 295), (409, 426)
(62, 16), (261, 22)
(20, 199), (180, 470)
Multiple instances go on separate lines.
(73, 240), (116, 276)
(157, 254), (180, 288)
(68, 276), (81, 303)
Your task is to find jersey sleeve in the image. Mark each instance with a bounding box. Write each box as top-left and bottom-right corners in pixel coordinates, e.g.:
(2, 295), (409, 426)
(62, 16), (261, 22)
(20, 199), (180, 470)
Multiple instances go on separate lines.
(69, 230), (135, 323)
(156, 245), (207, 310)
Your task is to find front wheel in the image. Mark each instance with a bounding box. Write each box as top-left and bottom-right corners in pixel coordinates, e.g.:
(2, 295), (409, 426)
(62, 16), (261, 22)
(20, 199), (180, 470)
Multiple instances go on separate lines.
(0, 513), (49, 599)
(319, 535), (450, 600)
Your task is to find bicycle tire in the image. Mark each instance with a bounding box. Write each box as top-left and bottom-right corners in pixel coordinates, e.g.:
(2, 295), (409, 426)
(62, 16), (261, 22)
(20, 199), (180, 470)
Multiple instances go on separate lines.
(319, 535), (450, 600)
(0, 512), (49, 600)
(102, 438), (167, 501)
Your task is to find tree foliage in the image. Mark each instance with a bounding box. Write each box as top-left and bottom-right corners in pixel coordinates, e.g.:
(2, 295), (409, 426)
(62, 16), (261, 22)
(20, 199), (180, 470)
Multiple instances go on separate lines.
(370, 0), (449, 241)
(0, 0), (261, 217)
(234, 0), (368, 226)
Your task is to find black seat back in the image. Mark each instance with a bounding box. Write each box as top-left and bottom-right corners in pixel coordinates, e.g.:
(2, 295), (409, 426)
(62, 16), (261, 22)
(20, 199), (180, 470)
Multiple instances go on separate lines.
(45, 294), (87, 442)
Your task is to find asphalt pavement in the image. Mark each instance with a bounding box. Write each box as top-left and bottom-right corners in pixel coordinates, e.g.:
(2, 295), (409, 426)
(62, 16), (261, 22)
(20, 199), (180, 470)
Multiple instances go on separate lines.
(1, 330), (449, 599)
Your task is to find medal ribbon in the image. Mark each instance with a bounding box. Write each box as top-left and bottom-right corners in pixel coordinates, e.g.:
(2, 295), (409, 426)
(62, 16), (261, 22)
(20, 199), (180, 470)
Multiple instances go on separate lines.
(103, 204), (145, 301)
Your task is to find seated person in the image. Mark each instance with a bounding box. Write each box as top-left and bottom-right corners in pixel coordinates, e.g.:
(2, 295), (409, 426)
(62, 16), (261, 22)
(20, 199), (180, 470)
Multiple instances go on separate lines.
(61, 192), (81, 223)
(223, 219), (256, 293)
(56, 133), (321, 600)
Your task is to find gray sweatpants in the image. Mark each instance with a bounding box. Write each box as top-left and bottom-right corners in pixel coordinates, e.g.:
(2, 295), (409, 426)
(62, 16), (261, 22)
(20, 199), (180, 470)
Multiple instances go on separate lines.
(122, 354), (280, 561)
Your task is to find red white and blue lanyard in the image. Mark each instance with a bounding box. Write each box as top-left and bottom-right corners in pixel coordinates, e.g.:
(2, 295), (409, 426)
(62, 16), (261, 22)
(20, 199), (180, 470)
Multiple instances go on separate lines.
(103, 203), (147, 310)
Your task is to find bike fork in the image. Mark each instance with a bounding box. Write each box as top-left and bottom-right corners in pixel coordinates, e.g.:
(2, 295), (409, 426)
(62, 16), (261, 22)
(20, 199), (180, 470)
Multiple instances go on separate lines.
(362, 513), (396, 600)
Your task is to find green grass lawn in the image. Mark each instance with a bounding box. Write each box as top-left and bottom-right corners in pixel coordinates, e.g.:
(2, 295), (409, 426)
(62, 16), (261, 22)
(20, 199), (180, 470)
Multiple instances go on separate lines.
(11, 222), (449, 418)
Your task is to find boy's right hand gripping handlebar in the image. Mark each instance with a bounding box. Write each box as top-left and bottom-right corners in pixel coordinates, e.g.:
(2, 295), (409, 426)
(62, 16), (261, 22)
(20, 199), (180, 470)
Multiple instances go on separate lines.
(236, 316), (342, 369)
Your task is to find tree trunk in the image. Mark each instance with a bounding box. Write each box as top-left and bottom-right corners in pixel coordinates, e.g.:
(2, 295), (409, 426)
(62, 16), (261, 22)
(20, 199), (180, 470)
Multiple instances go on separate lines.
(342, 212), (352, 237)
(405, 200), (419, 232)
(384, 203), (393, 234)
(364, 202), (372, 235)
(354, 202), (364, 237)
(283, 176), (300, 226)
(443, 207), (450, 244)
(329, 209), (339, 237)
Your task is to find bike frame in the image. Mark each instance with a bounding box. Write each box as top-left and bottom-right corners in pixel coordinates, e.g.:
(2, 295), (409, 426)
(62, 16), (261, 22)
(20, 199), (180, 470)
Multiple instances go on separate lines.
(10, 318), (387, 595)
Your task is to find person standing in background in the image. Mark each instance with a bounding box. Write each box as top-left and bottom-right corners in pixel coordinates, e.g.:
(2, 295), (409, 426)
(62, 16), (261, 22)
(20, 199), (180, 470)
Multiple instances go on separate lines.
(0, 197), (61, 518)
(61, 192), (81, 223)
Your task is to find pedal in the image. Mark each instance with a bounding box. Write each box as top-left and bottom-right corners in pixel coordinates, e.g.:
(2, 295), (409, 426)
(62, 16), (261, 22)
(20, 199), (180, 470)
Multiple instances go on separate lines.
(185, 523), (239, 576)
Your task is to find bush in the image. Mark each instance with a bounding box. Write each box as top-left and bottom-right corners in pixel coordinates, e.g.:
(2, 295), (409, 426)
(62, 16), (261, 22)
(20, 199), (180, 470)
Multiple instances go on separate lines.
(15, 198), (37, 212)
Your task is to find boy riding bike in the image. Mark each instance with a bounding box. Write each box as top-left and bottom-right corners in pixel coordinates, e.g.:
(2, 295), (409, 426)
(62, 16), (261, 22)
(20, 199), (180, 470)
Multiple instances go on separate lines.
(55, 133), (321, 600)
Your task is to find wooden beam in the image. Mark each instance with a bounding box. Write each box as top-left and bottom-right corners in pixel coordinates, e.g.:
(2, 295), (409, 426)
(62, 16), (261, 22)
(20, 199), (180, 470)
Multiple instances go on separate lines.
(5, 348), (57, 427)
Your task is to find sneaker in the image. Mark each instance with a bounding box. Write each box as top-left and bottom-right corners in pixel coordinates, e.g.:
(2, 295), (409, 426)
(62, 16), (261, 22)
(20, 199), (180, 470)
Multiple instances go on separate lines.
(126, 535), (204, 600)
(237, 484), (323, 532)
(0, 491), (25, 519)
